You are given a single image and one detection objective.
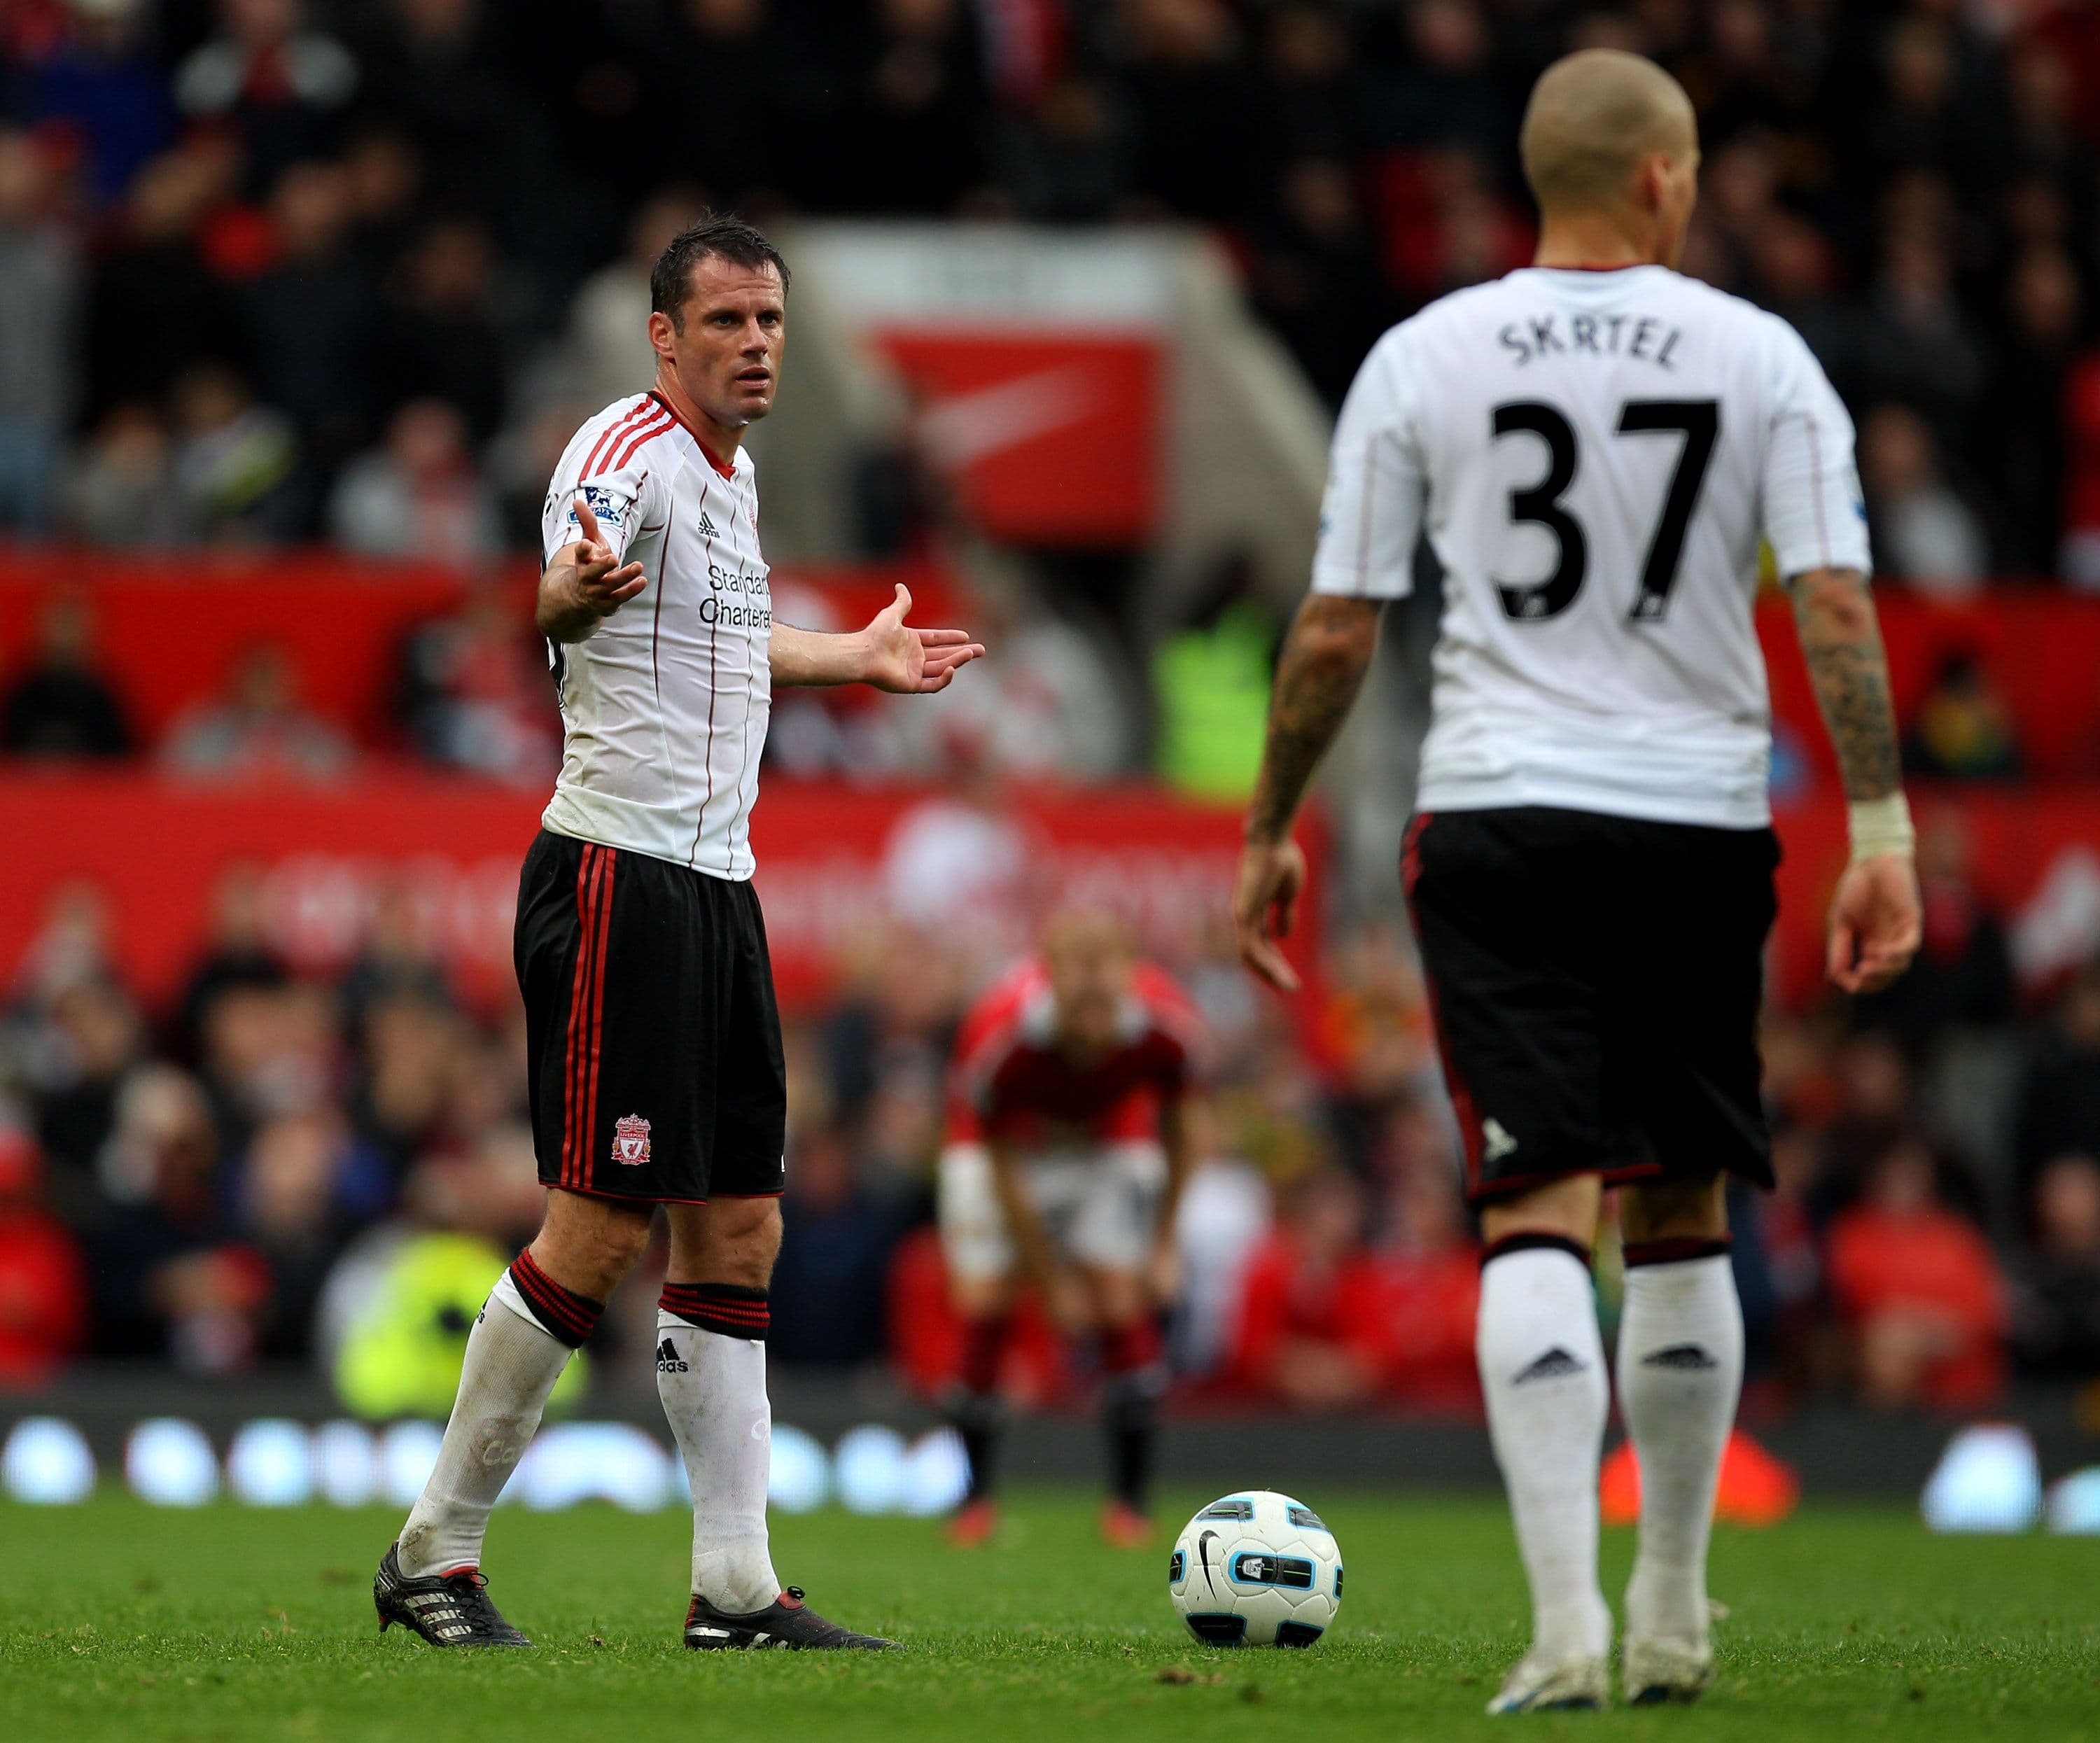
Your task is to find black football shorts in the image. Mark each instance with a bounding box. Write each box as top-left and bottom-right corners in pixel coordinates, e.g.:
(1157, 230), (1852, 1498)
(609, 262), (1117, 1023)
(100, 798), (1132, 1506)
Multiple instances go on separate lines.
(513, 830), (786, 1204)
(1402, 806), (1779, 1207)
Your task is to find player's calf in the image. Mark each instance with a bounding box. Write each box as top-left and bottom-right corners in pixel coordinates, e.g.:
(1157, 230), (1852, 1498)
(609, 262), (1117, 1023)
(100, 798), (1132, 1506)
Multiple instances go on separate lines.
(944, 1310), (1012, 1529)
(1099, 1317), (1166, 1539)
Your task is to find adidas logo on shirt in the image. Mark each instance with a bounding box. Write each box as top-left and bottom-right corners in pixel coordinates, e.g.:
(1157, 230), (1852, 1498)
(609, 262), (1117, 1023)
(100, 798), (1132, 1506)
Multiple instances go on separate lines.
(697, 511), (720, 538)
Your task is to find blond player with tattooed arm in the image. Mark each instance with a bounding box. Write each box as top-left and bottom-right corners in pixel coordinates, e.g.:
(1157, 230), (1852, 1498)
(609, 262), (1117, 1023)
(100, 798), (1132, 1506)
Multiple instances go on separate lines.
(1232, 50), (1918, 1714)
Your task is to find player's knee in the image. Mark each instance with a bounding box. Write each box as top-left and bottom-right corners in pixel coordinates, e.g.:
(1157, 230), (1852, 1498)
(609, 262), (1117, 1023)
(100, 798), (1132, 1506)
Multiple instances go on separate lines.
(1090, 1273), (1149, 1330)
(1477, 1173), (1603, 1251)
(670, 1194), (782, 1285)
(535, 1191), (653, 1293)
(951, 1275), (1014, 1321)
(1622, 1175), (1728, 1244)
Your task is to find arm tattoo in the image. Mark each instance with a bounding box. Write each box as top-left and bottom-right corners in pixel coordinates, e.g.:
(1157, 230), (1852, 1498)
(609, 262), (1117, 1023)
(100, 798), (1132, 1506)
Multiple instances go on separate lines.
(1793, 570), (1902, 802)
(1245, 596), (1380, 841)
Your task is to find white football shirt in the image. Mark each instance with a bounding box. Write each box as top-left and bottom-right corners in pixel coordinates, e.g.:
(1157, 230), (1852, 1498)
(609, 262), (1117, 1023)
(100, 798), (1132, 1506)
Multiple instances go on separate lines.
(1312, 264), (1870, 829)
(538, 393), (771, 878)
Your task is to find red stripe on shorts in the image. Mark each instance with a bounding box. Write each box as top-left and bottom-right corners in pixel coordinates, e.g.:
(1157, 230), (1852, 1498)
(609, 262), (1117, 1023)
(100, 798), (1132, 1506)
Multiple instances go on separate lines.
(580, 847), (617, 1177)
(563, 846), (608, 1189)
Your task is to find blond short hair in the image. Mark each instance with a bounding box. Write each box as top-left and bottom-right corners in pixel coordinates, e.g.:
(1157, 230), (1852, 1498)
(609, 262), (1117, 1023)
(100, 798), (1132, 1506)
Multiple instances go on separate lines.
(1520, 49), (1697, 216)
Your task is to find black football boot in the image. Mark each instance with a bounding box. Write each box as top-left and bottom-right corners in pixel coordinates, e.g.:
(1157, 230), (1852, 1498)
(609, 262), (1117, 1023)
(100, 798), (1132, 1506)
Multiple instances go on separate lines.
(682, 1586), (895, 1650)
(374, 1544), (532, 1647)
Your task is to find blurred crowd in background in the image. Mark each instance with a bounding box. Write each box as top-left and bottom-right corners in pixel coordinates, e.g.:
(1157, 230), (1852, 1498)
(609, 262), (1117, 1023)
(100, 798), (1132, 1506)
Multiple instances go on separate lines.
(2, 0), (2100, 584)
(2, 833), (2099, 1423)
(2, 0), (2100, 1425)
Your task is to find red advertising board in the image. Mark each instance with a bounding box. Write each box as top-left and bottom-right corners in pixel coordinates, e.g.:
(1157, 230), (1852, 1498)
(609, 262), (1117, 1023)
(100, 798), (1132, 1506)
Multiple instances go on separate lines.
(1758, 589), (2100, 784)
(0, 775), (1308, 1014)
(4, 768), (2098, 1024)
(875, 330), (1163, 547)
(0, 554), (965, 750)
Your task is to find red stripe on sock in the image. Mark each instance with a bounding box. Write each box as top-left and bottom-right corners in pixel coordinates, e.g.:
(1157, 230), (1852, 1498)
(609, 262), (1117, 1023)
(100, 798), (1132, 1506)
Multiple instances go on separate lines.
(515, 1254), (598, 1339)
(659, 1283), (770, 1334)
(519, 1260), (592, 1336)
(665, 1301), (769, 1322)
(511, 1252), (594, 1340)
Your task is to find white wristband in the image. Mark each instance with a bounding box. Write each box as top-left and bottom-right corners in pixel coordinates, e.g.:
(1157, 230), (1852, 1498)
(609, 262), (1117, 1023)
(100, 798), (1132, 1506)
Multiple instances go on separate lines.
(1848, 793), (1915, 864)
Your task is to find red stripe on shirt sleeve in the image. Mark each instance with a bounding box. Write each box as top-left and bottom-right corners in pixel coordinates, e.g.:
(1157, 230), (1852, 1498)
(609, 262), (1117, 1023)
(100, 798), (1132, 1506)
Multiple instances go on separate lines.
(577, 399), (652, 482)
(598, 410), (673, 479)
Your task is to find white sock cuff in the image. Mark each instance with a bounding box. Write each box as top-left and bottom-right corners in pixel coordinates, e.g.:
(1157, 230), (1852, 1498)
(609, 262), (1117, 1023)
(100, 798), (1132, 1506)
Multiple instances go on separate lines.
(1621, 1251), (1737, 1316)
(1480, 1242), (1597, 1307)
(486, 1268), (545, 1334)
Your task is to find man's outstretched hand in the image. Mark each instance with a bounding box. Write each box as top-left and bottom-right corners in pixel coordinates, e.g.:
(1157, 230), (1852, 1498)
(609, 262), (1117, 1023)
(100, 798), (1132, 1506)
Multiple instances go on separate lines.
(538, 493), (648, 642)
(859, 583), (986, 694)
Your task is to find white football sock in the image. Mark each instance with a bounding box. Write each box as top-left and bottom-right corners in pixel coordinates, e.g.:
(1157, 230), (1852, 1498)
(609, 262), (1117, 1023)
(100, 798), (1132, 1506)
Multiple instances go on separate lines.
(1477, 1242), (1612, 1662)
(398, 1271), (573, 1577)
(1617, 1252), (1744, 1641)
(657, 1312), (780, 1612)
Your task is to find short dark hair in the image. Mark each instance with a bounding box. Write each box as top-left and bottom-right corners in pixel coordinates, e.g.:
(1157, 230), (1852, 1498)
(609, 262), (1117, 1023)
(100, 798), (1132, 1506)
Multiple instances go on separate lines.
(650, 211), (790, 328)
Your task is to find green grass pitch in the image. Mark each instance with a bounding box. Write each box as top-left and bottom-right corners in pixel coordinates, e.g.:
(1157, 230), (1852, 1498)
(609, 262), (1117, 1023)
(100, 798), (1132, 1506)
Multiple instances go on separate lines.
(1, 1491), (2094, 1740)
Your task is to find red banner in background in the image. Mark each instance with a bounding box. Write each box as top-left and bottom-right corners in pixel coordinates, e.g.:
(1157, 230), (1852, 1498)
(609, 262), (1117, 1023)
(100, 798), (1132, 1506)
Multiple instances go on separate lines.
(1769, 788), (2100, 1007)
(0, 775), (1310, 1014)
(0, 554), (965, 751)
(874, 331), (1163, 547)
(0, 554), (468, 747)
(13, 555), (2100, 788)
(1758, 591), (2100, 785)
(1, 771), (2097, 1018)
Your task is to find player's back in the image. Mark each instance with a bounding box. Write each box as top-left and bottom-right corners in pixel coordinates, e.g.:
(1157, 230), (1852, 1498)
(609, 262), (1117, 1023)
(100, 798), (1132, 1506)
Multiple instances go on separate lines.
(1317, 264), (1865, 830)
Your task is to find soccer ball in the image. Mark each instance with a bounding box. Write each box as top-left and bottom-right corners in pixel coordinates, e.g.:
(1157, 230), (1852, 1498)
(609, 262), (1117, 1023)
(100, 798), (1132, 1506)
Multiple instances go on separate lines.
(1167, 1490), (1343, 1647)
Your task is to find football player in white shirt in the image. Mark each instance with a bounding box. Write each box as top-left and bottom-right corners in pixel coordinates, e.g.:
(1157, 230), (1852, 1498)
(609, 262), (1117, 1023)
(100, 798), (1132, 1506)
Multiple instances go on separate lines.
(1233, 52), (1921, 1714)
(376, 214), (983, 1654)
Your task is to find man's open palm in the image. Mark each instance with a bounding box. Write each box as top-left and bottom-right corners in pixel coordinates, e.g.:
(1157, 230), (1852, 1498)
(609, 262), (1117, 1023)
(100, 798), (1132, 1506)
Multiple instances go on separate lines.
(862, 584), (985, 694)
(561, 493), (648, 619)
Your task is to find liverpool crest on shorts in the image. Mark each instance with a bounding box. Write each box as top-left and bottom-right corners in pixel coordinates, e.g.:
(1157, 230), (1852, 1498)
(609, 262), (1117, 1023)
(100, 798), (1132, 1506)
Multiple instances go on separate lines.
(612, 1114), (652, 1166)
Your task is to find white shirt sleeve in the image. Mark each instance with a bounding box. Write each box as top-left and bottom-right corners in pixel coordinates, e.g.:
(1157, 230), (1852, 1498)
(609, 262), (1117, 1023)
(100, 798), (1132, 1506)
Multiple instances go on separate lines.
(541, 440), (662, 568)
(1759, 316), (1872, 582)
(1310, 331), (1427, 599)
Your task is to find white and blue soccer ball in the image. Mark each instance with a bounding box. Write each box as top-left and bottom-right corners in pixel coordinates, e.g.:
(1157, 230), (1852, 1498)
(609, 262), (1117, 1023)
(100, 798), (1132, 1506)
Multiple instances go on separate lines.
(1168, 1490), (1343, 1647)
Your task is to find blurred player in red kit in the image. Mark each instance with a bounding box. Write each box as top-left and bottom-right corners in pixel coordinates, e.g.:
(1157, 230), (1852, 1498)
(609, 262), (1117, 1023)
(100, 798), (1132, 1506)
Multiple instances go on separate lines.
(938, 911), (1200, 1548)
